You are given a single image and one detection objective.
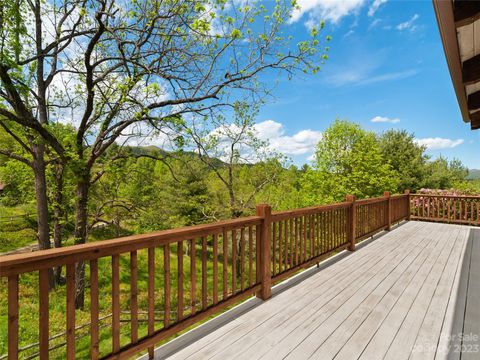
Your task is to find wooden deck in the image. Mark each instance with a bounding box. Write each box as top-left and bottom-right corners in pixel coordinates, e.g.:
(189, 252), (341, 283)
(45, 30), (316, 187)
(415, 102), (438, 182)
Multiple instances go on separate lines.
(159, 221), (479, 360)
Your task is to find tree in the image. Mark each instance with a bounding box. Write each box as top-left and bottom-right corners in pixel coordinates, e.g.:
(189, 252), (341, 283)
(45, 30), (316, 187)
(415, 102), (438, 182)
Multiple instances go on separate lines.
(424, 156), (468, 189)
(189, 102), (286, 218)
(0, 122), (76, 285)
(378, 129), (429, 192)
(0, 119), (57, 287)
(302, 119), (398, 204)
(1, 0), (329, 307)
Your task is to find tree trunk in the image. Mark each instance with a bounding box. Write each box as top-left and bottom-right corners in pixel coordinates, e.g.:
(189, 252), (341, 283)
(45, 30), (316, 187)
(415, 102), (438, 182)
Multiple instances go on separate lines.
(53, 163), (65, 284)
(32, 141), (55, 289)
(74, 176), (89, 309)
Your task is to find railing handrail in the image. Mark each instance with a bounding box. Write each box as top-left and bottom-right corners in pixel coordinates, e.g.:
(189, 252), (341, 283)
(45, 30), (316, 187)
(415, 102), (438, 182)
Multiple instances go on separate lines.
(271, 201), (351, 221)
(410, 193), (480, 199)
(390, 194), (409, 199)
(0, 216), (262, 277)
(355, 197), (388, 205)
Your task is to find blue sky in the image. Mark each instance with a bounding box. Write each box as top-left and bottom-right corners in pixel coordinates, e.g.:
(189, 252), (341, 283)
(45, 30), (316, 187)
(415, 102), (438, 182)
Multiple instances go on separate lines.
(253, 0), (480, 168)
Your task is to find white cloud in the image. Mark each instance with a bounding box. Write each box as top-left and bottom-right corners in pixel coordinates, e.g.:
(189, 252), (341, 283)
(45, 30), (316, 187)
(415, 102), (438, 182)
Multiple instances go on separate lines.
(415, 137), (464, 150)
(358, 69), (418, 85)
(253, 120), (322, 156)
(396, 14), (419, 31)
(327, 68), (418, 87)
(370, 116), (400, 124)
(291, 0), (366, 25)
(368, 0), (387, 16)
(368, 18), (381, 30)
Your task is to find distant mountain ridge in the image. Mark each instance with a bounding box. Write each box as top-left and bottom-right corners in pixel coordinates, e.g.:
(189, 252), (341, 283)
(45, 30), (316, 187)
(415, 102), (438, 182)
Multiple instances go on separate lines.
(467, 169), (480, 180)
(125, 145), (227, 168)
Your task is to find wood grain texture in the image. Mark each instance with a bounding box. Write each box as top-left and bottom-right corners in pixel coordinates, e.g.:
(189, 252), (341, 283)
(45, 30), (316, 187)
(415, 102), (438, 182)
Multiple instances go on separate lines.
(167, 222), (472, 360)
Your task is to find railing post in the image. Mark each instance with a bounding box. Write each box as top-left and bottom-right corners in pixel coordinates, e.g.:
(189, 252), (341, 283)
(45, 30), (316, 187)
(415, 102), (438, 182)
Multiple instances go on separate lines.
(346, 195), (356, 251)
(404, 189), (411, 221)
(256, 204), (272, 300)
(384, 191), (391, 231)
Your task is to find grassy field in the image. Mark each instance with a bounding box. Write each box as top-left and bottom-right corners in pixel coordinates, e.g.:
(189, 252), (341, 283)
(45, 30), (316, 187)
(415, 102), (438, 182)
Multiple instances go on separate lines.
(0, 205), (37, 253)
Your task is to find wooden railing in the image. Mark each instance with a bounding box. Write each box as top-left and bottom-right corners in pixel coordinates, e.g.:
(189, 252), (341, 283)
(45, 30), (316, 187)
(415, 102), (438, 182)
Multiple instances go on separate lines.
(270, 202), (351, 283)
(0, 192), (411, 360)
(410, 193), (480, 225)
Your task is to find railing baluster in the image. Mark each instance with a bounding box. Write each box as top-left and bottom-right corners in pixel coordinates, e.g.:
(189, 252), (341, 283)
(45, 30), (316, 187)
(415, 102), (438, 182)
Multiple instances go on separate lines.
(303, 215), (307, 261)
(190, 239), (196, 315)
(248, 227), (253, 287)
(256, 224), (261, 283)
(177, 242), (184, 321)
(213, 234), (219, 304)
(223, 228), (228, 300)
(294, 217), (299, 266)
(240, 229), (245, 291)
(278, 221), (283, 274)
(232, 229), (237, 294)
(310, 214), (314, 259)
(284, 220), (288, 270)
(272, 222), (277, 276)
(148, 247), (155, 359)
(289, 219), (293, 268)
(66, 263), (75, 360)
(130, 251), (138, 343)
(283, 220), (287, 270)
(475, 199), (480, 224)
(164, 244), (171, 328)
(39, 269), (49, 360)
(112, 254), (120, 353)
(202, 237), (208, 310)
(8, 274), (19, 360)
(448, 198), (451, 221)
(90, 260), (99, 359)
(299, 216), (304, 263)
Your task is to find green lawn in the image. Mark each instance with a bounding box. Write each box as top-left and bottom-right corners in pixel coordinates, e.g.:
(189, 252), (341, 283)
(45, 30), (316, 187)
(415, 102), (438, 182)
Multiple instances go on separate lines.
(0, 204), (37, 253)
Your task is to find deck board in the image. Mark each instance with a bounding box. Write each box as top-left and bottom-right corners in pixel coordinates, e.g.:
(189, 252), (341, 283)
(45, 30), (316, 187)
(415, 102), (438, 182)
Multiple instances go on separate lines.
(459, 229), (480, 360)
(164, 222), (476, 360)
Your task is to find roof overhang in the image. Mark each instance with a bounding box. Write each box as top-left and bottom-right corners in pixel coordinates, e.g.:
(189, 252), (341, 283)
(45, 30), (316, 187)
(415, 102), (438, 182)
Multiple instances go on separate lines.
(433, 0), (480, 130)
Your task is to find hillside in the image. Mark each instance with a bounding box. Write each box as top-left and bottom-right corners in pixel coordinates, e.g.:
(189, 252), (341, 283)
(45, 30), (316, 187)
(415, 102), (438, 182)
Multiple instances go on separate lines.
(467, 169), (480, 180)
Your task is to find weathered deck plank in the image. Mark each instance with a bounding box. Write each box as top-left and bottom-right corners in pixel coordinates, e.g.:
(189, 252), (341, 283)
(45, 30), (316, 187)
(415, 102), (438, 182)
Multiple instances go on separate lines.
(170, 222), (423, 360)
(161, 222), (476, 360)
(459, 228), (480, 360)
(317, 224), (456, 360)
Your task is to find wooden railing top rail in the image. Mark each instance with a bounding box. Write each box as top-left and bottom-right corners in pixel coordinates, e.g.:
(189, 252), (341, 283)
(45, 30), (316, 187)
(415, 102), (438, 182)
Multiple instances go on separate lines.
(0, 215), (262, 277)
(355, 197), (388, 205)
(391, 194), (409, 199)
(410, 194), (480, 199)
(270, 201), (351, 221)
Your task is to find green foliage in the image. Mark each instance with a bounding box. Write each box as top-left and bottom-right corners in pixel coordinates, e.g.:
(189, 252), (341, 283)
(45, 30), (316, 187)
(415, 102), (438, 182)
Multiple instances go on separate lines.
(0, 160), (34, 206)
(378, 129), (429, 192)
(452, 179), (480, 194)
(423, 156), (468, 189)
(301, 119), (398, 204)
